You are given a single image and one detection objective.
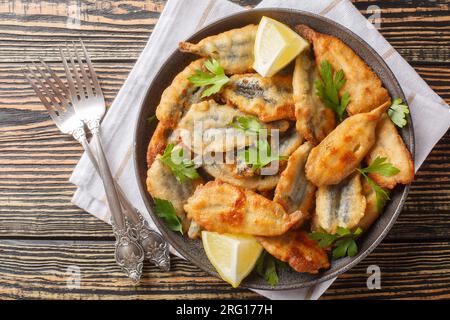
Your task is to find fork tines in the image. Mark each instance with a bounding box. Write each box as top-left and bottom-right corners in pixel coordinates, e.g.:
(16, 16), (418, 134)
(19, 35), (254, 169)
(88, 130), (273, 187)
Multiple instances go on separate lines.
(59, 40), (103, 102)
(24, 60), (71, 117)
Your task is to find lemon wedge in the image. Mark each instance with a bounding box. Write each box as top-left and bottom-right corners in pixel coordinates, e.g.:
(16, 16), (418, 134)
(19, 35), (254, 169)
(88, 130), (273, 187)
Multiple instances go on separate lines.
(202, 231), (263, 288)
(254, 16), (310, 77)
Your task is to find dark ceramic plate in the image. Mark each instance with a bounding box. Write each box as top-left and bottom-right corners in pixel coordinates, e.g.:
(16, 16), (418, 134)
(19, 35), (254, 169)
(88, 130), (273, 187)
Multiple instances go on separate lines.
(133, 8), (414, 290)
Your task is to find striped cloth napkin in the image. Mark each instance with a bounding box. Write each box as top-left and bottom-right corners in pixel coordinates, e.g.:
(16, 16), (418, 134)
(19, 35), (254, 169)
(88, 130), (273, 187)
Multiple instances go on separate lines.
(70, 0), (450, 300)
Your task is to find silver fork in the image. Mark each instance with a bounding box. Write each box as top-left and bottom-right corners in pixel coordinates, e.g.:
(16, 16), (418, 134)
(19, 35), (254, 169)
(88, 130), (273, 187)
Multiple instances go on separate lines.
(58, 41), (168, 271)
(24, 52), (169, 279)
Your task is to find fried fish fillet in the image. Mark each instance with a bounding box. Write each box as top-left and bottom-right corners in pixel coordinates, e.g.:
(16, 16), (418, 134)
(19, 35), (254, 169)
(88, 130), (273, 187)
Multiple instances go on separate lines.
(296, 25), (390, 115)
(357, 178), (383, 231)
(274, 143), (316, 224)
(184, 181), (303, 236)
(314, 172), (366, 234)
(365, 115), (415, 189)
(257, 231), (330, 274)
(223, 74), (296, 122)
(179, 25), (257, 74)
(147, 159), (203, 233)
(203, 162), (280, 191)
(147, 123), (173, 167)
(293, 52), (336, 145)
(278, 128), (304, 157)
(155, 59), (206, 128)
(175, 100), (254, 154)
(305, 102), (391, 187)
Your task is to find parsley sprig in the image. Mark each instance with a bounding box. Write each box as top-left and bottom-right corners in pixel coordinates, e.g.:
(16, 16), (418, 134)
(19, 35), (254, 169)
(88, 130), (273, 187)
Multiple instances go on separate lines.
(255, 251), (290, 286)
(147, 114), (157, 124)
(388, 98), (410, 128)
(309, 227), (363, 260)
(315, 60), (350, 121)
(231, 116), (286, 171)
(231, 116), (264, 133)
(238, 139), (287, 171)
(158, 144), (200, 183)
(154, 198), (183, 234)
(188, 59), (230, 98)
(358, 157), (399, 210)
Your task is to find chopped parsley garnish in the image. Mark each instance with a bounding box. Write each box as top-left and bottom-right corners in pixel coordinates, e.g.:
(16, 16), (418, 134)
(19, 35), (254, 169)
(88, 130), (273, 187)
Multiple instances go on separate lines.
(316, 60), (351, 121)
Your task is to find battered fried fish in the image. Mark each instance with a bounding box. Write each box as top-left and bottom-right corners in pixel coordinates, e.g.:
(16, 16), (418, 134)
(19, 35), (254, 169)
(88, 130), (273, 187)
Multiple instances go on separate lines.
(293, 52), (336, 145)
(184, 181), (303, 236)
(223, 74), (296, 122)
(296, 25), (390, 115)
(357, 179), (383, 231)
(365, 115), (415, 189)
(274, 143), (316, 224)
(179, 25), (257, 74)
(147, 159), (203, 233)
(203, 162), (280, 191)
(147, 123), (172, 167)
(277, 128), (304, 157)
(314, 172), (366, 234)
(257, 231), (330, 274)
(175, 100), (253, 154)
(305, 102), (391, 187)
(155, 59), (206, 128)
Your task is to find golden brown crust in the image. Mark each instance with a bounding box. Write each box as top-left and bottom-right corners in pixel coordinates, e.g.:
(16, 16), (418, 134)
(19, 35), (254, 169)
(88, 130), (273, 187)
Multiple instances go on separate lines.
(179, 25), (257, 74)
(366, 115), (415, 189)
(293, 53), (336, 145)
(184, 180), (303, 236)
(274, 143), (316, 225)
(155, 59), (206, 128)
(306, 102), (390, 187)
(314, 172), (366, 234)
(257, 231), (330, 274)
(296, 25), (391, 116)
(146, 123), (173, 168)
(223, 74), (295, 122)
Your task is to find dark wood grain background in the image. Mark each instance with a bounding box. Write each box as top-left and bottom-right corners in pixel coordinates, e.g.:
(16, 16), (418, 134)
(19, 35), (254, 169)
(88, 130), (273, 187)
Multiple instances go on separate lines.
(0, 0), (449, 300)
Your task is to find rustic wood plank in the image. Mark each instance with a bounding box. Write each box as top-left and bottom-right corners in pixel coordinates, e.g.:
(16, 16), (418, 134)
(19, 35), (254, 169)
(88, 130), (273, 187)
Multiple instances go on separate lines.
(0, 0), (449, 300)
(0, 0), (448, 64)
(323, 240), (450, 299)
(1, 239), (449, 300)
(0, 61), (448, 239)
(0, 240), (261, 300)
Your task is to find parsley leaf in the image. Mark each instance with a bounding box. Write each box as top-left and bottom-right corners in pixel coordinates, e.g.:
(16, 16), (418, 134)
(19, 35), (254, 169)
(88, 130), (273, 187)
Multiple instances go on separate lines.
(158, 144), (200, 183)
(255, 251), (289, 286)
(309, 227), (363, 260)
(358, 157), (398, 210)
(316, 60), (351, 121)
(359, 157), (400, 177)
(188, 59), (230, 98)
(147, 114), (157, 124)
(388, 98), (410, 128)
(153, 198), (183, 234)
(230, 116), (264, 133)
(232, 116), (285, 171)
(364, 175), (390, 211)
(238, 138), (287, 172)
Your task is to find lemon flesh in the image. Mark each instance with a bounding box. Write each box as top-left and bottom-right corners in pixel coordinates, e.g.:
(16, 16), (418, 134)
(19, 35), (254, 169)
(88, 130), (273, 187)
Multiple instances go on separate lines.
(254, 16), (310, 77)
(202, 231), (263, 288)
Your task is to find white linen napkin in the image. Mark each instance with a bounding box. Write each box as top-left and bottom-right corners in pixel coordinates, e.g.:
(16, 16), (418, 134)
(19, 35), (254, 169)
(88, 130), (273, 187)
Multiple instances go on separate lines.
(70, 0), (450, 300)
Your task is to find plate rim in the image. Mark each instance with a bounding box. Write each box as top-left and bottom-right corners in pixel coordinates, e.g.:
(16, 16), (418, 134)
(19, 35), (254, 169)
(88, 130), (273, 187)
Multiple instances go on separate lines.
(133, 7), (415, 290)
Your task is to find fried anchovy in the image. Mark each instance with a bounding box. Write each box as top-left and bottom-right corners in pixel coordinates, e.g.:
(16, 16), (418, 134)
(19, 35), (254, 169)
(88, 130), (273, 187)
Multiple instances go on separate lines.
(314, 172), (366, 234)
(293, 52), (336, 145)
(179, 25), (257, 74)
(274, 143), (316, 226)
(223, 74), (295, 122)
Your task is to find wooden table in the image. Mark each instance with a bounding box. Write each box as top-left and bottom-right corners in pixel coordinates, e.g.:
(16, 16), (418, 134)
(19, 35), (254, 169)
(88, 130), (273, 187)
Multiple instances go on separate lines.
(0, 0), (449, 300)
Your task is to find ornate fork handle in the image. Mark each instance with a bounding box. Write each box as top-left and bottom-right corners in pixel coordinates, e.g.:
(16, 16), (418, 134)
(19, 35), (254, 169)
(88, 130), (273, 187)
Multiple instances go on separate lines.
(75, 122), (170, 270)
(75, 126), (145, 283)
